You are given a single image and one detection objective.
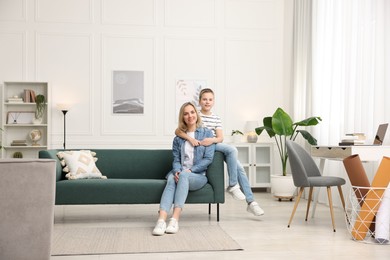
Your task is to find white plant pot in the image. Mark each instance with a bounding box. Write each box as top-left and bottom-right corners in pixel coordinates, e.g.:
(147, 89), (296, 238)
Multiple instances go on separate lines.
(32, 118), (43, 125)
(233, 135), (243, 143)
(270, 174), (296, 200)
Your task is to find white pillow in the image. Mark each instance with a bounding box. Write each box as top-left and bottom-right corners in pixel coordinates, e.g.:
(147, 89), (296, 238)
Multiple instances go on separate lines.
(56, 150), (107, 180)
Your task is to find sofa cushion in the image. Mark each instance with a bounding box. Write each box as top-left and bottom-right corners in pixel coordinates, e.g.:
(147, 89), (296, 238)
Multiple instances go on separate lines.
(57, 150), (106, 180)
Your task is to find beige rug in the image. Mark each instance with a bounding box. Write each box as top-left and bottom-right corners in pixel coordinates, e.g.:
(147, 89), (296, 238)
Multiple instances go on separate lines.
(51, 225), (242, 256)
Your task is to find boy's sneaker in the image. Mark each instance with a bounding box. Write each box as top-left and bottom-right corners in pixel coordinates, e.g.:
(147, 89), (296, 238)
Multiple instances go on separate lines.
(247, 201), (264, 216)
(152, 219), (166, 236)
(166, 218), (179, 234)
(227, 184), (246, 200)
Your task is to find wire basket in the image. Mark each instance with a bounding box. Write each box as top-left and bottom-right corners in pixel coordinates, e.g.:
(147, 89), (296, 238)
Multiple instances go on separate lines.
(345, 185), (390, 244)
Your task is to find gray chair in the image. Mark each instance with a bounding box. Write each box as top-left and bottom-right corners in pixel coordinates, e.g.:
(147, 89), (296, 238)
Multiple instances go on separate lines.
(286, 141), (346, 232)
(0, 159), (56, 260)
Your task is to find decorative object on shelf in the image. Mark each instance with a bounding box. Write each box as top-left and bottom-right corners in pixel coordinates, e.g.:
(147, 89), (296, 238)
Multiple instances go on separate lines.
(34, 94), (46, 124)
(255, 107), (321, 199)
(245, 121), (259, 143)
(231, 130), (244, 143)
(12, 151), (23, 158)
(57, 104), (71, 149)
(6, 111), (35, 124)
(29, 129), (42, 146)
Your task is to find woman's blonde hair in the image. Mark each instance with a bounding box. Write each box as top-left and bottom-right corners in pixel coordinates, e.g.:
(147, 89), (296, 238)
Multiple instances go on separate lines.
(178, 102), (203, 132)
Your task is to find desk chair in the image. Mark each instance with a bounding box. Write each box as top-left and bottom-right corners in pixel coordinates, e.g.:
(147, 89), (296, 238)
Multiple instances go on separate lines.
(286, 141), (346, 232)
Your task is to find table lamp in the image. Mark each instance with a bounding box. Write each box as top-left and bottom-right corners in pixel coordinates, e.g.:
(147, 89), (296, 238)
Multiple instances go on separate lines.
(245, 121), (259, 143)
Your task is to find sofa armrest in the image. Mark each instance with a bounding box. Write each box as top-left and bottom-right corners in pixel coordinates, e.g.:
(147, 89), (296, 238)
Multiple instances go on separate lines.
(39, 150), (63, 181)
(206, 151), (225, 203)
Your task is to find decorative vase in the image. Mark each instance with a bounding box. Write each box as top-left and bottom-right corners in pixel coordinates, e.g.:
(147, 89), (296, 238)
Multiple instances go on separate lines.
(247, 133), (258, 143)
(270, 174), (296, 201)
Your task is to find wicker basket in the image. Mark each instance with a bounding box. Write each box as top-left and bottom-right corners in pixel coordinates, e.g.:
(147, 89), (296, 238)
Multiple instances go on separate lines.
(345, 185), (390, 244)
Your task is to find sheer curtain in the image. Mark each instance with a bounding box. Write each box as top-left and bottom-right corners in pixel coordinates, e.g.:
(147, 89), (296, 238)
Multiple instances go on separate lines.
(311, 0), (390, 145)
(293, 0), (390, 205)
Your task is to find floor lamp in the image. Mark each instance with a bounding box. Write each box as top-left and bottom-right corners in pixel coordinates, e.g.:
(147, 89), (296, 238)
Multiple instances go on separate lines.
(57, 104), (70, 150)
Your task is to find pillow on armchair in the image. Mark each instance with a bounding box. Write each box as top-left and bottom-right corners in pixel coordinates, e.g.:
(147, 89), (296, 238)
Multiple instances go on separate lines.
(56, 150), (107, 180)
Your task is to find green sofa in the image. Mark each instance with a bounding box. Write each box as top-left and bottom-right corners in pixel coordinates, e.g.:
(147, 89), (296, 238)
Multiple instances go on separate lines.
(39, 149), (225, 221)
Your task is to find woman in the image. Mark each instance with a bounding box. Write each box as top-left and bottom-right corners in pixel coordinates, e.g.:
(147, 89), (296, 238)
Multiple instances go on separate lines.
(152, 102), (215, 236)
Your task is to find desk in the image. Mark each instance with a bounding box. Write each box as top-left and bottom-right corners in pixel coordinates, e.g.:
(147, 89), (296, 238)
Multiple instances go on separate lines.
(310, 145), (390, 217)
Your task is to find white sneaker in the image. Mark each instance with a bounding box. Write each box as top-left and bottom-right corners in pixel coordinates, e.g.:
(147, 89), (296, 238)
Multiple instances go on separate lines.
(152, 219), (166, 236)
(166, 218), (179, 234)
(247, 201), (264, 216)
(227, 184), (246, 200)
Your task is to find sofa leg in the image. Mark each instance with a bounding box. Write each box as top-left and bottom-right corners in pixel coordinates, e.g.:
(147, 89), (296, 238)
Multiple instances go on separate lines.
(217, 203), (220, 222)
(208, 203), (211, 215)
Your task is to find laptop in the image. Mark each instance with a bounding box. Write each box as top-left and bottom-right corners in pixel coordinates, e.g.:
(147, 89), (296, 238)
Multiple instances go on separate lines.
(373, 123), (388, 145)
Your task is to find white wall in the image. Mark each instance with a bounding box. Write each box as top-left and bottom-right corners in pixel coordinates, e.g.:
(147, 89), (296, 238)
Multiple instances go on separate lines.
(0, 0), (292, 150)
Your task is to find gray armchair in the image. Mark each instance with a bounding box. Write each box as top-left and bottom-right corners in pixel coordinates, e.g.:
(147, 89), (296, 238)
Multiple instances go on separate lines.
(0, 159), (56, 260)
(286, 141), (346, 232)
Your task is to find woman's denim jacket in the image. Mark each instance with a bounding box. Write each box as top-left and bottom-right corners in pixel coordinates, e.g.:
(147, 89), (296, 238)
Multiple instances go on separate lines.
(168, 127), (215, 176)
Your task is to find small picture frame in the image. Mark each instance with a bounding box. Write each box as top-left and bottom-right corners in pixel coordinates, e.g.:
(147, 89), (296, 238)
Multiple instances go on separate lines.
(7, 111), (35, 124)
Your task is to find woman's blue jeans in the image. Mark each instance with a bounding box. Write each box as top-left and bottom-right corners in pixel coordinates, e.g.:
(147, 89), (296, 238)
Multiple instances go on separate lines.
(215, 143), (254, 203)
(160, 171), (207, 212)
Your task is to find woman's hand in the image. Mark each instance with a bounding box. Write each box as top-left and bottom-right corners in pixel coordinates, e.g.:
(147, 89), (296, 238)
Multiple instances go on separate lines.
(187, 136), (201, 146)
(174, 172), (180, 183)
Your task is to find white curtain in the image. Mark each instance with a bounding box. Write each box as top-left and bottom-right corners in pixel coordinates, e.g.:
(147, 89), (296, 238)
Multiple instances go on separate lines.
(311, 0), (390, 145)
(293, 0), (390, 205)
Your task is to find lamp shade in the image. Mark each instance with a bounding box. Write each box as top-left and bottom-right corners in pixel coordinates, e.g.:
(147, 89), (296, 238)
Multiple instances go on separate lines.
(57, 103), (71, 111)
(245, 121), (259, 133)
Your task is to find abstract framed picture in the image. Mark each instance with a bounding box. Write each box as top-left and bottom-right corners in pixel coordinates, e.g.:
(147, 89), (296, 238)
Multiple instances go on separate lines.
(112, 70), (144, 114)
(175, 79), (206, 120)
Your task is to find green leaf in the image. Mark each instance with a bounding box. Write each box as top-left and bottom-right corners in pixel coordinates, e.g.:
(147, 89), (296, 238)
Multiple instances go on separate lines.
(296, 130), (318, 145)
(293, 116), (322, 127)
(272, 108), (293, 136)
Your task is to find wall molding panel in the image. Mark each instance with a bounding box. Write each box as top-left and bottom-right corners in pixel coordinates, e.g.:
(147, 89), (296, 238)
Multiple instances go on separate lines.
(0, 0), (289, 150)
(101, 34), (156, 136)
(101, 0), (156, 26)
(35, 0), (93, 24)
(0, 0), (26, 22)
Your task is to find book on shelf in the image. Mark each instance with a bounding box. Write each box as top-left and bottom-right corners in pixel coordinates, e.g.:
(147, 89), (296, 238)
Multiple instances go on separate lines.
(8, 97), (24, 103)
(30, 89), (36, 102)
(23, 89), (31, 102)
(11, 140), (28, 146)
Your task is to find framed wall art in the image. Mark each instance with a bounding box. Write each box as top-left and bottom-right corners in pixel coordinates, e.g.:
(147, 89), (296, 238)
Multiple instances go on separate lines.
(175, 79), (206, 120)
(112, 70), (144, 114)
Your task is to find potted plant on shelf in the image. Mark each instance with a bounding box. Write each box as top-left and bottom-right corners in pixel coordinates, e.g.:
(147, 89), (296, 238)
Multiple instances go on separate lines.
(231, 130), (244, 143)
(255, 107), (321, 200)
(33, 94), (46, 124)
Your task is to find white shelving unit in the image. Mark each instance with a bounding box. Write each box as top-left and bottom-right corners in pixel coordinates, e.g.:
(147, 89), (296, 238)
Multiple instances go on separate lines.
(1, 81), (50, 158)
(229, 142), (274, 188)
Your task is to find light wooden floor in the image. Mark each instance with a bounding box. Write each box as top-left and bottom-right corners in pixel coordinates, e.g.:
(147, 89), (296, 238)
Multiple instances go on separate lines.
(52, 190), (389, 260)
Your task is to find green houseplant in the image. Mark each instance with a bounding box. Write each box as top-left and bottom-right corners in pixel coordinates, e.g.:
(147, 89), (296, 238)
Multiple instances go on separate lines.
(255, 107), (321, 177)
(231, 130), (244, 143)
(34, 94), (46, 122)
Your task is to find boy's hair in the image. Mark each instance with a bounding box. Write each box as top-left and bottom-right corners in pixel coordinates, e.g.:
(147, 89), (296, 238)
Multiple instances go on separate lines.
(199, 88), (214, 101)
(178, 102), (203, 132)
